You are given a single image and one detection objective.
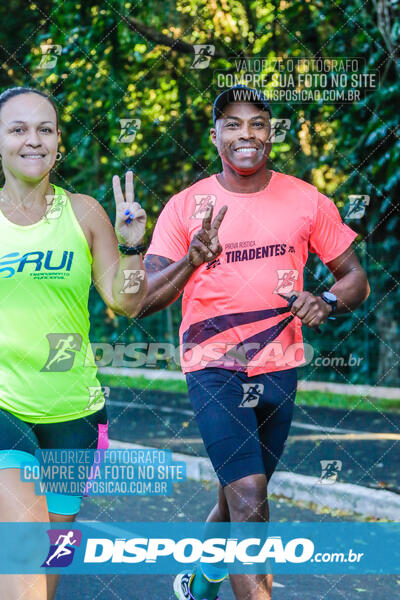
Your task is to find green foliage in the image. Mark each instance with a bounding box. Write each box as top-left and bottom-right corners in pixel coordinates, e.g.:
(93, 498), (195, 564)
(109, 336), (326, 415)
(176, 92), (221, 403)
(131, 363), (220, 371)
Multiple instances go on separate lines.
(0, 0), (398, 385)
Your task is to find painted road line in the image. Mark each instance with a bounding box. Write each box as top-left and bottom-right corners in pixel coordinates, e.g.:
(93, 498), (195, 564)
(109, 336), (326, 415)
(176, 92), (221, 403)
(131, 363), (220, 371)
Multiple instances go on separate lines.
(290, 421), (359, 434)
(288, 432), (400, 442)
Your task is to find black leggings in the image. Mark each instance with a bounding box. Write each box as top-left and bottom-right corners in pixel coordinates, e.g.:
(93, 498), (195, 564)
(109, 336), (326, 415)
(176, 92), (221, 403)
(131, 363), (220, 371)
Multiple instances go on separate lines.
(0, 406), (109, 514)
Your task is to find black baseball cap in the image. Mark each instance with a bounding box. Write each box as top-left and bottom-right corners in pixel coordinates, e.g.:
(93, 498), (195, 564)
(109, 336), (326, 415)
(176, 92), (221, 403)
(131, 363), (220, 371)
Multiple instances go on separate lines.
(213, 85), (272, 124)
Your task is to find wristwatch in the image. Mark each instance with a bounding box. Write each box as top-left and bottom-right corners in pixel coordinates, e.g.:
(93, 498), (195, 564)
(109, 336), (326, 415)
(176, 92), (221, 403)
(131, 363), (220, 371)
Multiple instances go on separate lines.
(118, 243), (146, 255)
(320, 291), (337, 315)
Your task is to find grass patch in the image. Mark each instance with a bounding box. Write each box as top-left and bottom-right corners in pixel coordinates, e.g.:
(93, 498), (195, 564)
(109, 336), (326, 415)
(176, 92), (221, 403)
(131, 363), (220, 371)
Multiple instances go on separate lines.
(98, 373), (400, 413)
(98, 373), (187, 394)
(295, 390), (400, 413)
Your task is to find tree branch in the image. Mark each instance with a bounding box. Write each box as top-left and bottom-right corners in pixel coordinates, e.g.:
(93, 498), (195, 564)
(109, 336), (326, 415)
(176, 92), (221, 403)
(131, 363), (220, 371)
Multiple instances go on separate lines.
(371, 0), (399, 71)
(126, 17), (226, 58)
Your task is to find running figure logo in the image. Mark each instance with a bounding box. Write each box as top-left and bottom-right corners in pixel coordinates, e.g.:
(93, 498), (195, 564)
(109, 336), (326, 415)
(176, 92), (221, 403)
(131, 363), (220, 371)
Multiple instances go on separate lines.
(240, 383), (264, 408)
(206, 258), (221, 270)
(118, 118), (141, 143)
(274, 269), (299, 295)
(36, 45), (62, 70)
(41, 333), (82, 372)
(192, 194), (216, 219)
(121, 269), (145, 293)
(268, 119), (291, 143)
(44, 194), (66, 221)
(319, 460), (342, 484)
(87, 385), (110, 410)
(41, 529), (82, 568)
(190, 45), (215, 69)
(345, 195), (370, 220)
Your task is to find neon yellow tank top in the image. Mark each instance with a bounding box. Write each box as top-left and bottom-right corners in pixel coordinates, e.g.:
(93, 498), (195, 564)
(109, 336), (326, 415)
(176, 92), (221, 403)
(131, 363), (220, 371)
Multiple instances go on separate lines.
(0, 184), (105, 423)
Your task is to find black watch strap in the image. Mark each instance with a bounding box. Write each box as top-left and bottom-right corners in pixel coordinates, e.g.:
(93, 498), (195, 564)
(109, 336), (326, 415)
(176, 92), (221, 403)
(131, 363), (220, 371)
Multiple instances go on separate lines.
(118, 243), (146, 255)
(320, 291), (337, 315)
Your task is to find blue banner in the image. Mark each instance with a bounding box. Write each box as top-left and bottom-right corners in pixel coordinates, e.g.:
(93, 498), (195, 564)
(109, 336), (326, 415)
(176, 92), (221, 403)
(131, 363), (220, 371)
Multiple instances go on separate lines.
(0, 522), (399, 574)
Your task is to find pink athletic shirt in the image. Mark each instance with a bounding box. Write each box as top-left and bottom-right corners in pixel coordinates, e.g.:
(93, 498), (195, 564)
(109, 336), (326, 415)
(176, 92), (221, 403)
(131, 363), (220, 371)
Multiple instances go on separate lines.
(146, 171), (358, 376)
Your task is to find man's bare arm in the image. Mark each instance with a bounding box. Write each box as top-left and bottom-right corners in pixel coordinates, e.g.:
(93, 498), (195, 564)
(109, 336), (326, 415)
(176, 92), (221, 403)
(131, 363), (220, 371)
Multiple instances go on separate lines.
(325, 246), (370, 313)
(138, 254), (196, 317)
(138, 205), (228, 318)
(289, 246), (370, 329)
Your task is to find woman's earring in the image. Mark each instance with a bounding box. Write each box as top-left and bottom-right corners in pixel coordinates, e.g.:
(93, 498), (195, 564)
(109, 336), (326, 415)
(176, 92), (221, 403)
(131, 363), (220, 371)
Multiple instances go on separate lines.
(56, 151), (62, 161)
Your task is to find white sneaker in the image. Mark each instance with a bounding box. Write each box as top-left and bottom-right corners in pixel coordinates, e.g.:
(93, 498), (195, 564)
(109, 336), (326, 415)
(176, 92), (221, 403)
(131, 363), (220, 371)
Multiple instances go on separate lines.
(173, 569), (222, 600)
(173, 571), (196, 600)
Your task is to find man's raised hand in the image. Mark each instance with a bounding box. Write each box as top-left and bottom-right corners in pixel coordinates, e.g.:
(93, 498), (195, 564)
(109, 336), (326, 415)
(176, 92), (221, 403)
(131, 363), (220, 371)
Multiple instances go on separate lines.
(188, 204), (228, 268)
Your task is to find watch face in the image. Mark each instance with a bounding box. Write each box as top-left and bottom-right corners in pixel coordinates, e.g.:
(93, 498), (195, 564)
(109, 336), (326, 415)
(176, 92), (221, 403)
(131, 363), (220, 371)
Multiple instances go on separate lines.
(323, 291), (337, 302)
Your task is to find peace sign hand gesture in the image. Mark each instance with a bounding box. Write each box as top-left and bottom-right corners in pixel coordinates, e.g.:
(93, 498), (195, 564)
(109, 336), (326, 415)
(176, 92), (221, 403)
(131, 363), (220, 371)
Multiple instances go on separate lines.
(112, 171), (147, 246)
(188, 204), (228, 268)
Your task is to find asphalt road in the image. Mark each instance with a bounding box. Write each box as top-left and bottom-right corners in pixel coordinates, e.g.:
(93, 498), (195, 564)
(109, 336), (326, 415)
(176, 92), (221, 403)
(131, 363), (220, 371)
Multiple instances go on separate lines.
(105, 387), (400, 492)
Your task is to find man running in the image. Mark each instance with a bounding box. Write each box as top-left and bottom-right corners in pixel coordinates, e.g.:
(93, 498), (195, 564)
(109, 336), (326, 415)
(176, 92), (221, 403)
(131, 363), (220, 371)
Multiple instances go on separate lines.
(140, 85), (370, 600)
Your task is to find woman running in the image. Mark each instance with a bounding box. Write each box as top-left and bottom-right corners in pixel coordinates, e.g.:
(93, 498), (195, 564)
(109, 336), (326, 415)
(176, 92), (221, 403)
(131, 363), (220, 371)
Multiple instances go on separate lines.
(0, 87), (147, 599)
